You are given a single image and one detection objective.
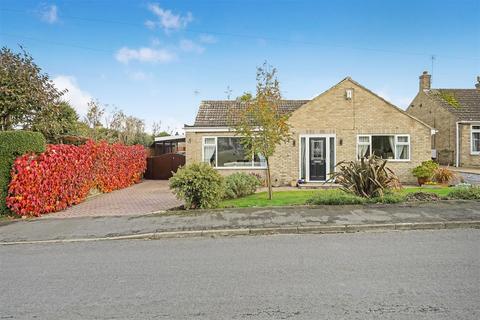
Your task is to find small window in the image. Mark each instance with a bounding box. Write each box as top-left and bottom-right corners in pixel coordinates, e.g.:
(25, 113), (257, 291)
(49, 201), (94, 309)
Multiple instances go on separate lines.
(204, 137), (215, 144)
(203, 137), (216, 166)
(395, 135), (410, 160)
(472, 125), (480, 154)
(357, 136), (370, 159)
(346, 89), (353, 100)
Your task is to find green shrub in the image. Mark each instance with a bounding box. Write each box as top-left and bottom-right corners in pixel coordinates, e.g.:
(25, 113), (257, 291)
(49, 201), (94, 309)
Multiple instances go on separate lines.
(369, 192), (405, 204)
(330, 156), (399, 198)
(224, 173), (261, 199)
(447, 186), (480, 200)
(169, 162), (225, 209)
(412, 160), (439, 179)
(306, 190), (366, 205)
(0, 131), (46, 215)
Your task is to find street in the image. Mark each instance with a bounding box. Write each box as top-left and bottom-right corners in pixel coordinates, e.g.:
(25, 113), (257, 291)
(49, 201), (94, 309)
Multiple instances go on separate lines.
(1, 229), (479, 319)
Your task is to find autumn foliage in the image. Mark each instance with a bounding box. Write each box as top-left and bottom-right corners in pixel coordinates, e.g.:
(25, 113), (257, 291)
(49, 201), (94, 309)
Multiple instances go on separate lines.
(6, 141), (146, 216)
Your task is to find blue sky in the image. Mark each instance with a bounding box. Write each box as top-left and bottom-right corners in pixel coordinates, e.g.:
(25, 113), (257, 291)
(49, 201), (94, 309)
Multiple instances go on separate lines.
(1, 0), (479, 133)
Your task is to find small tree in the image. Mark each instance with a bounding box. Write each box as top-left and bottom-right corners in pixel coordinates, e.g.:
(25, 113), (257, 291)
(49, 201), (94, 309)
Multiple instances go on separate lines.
(234, 62), (291, 200)
(30, 101), (79, 143)
(0, 46), (65, 130)
(83, 99), (105, 140)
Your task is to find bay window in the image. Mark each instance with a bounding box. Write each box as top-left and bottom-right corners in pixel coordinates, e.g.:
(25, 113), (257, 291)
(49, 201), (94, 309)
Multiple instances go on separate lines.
(202, 137), (267, 168)
(472, 125), (480, 154)
(357, 135), (410, 160)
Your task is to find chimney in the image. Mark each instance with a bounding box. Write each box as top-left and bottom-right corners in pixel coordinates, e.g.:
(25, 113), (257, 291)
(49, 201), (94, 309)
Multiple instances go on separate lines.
(476, 76), (480, 90)
(419, 71), (431, 91)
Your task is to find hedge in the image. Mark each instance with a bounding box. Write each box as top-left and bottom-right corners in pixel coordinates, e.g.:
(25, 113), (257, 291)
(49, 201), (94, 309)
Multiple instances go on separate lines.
(0, 131), (46, 215)
(6, 141), (147, 217)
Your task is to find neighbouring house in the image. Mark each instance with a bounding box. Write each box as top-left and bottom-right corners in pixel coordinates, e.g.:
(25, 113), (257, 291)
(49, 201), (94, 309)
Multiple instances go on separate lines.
(145, 135), (186, 180)
(150, 135), (186, 156)
(184, 77), (434, 185)
(407, 72), (480, 167)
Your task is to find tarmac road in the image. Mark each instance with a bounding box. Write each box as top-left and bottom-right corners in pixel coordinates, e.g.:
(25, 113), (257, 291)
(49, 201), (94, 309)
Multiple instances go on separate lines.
(1, 229), (479, 319)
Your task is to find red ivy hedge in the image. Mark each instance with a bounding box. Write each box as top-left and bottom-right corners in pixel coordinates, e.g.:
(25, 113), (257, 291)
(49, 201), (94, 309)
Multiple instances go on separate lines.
(6, 141), (146, 216)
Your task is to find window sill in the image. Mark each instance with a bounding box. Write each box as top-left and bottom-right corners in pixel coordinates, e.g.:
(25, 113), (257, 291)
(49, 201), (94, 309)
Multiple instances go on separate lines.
(385, 159), (411, 163)
(470, 152), (480, 156)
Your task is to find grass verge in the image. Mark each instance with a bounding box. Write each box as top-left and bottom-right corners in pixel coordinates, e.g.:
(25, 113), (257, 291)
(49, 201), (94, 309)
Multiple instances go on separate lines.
(219, 186), (463, 208)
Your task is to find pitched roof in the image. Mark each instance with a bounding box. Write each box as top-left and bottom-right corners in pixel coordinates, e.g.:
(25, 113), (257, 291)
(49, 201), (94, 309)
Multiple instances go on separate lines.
(188, 77), (434, 130)
(190, 100), (310, 127)
(426, 89), (480, 121)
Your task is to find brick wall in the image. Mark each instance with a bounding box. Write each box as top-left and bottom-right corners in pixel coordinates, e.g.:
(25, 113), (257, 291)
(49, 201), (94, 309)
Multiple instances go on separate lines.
(407, 91), (457, 165)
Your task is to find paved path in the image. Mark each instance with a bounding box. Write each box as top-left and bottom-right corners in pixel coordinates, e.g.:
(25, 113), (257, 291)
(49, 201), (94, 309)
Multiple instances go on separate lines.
(45, 180), (182, 218)
(1, 229), (478, 319)
(444, 166), (480, 185)
(1, 200), (479, 243)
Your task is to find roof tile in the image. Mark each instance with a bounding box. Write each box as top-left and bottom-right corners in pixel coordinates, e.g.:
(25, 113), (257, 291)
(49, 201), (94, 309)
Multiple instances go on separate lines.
(426, 89), (480, 121)
(192, 100), (310, 127)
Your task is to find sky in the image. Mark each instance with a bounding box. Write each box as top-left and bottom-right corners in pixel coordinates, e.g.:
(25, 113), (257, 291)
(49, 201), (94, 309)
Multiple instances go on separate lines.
(1, 0), (479, 133)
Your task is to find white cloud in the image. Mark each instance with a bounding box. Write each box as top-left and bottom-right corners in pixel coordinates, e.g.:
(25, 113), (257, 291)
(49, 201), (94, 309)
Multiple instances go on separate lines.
(198, 34), (217, 44)
(115, 46), (176, 64)
(179, 39), (204, 54)
(150, 37), (161, 46)
(146, 3), (193, 31)
(145, 20), (157, 29)
(41, 4), (58, 24)
(126, 70), (150, 81)
(53, 75), (92, 115)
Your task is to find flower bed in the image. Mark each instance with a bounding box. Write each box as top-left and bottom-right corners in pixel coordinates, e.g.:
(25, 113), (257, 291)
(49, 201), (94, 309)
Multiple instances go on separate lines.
(6, 141), (146, 216)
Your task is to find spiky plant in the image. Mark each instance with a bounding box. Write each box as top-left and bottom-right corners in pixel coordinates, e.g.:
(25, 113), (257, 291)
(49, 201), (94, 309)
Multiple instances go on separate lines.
(330, 156), (399, 198)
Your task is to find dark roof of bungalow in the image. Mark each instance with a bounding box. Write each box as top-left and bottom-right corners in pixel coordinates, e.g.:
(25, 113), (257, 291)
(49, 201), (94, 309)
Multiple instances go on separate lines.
(190, 100), (310, 127)
(425, 89), (480, 121)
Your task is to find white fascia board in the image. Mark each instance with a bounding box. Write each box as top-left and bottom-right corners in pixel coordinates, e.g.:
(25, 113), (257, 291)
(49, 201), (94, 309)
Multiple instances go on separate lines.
(184, 126), (262, 133)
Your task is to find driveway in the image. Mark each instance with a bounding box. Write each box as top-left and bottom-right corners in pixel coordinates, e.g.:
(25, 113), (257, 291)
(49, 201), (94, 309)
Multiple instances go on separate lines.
(44, 180), (182, 218)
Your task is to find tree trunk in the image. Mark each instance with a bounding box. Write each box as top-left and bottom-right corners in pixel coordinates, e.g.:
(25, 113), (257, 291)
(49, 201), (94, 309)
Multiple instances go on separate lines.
(266, 157), (273, 200)
(1, 115), (12, 131)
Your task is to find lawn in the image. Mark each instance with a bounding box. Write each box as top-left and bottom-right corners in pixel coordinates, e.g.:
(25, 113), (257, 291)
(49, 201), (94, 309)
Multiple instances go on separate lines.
(220, 190), (318, 208)
(220, 187), (454, 208)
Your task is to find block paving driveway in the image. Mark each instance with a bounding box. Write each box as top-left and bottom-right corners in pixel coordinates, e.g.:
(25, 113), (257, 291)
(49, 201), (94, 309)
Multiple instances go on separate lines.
(44, 180), (182, 218)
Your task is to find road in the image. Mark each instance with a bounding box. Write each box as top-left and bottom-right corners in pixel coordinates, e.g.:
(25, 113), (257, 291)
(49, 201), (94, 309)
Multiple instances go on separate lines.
(1, 229), (479, 319)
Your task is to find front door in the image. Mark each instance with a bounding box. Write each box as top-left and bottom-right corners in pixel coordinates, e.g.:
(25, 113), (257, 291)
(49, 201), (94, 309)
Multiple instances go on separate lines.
(309, 138), (327, 181)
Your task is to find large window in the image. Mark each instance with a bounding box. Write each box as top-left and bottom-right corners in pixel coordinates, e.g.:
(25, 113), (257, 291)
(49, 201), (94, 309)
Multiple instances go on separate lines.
(357, 135), (410, 160)
(472, 125), (480, 154)
(202, 137), (267, 168)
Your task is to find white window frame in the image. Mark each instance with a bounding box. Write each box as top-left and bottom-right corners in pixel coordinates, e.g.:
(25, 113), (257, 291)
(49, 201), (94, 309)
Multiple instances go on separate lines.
(202, 136), (267, 169)
(356, 134), (411, 162)
(202, 137), (217, 166)
(471, 124), (480, 155)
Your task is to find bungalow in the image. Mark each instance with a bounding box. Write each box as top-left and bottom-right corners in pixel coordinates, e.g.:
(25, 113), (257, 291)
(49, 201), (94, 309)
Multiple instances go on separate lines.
(185, 77), (434, 185)
(406, 72), (480, 168)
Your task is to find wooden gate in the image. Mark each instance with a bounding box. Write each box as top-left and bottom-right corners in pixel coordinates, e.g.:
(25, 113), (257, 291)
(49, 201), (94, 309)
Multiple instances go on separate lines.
(145, 153), (185, 180)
